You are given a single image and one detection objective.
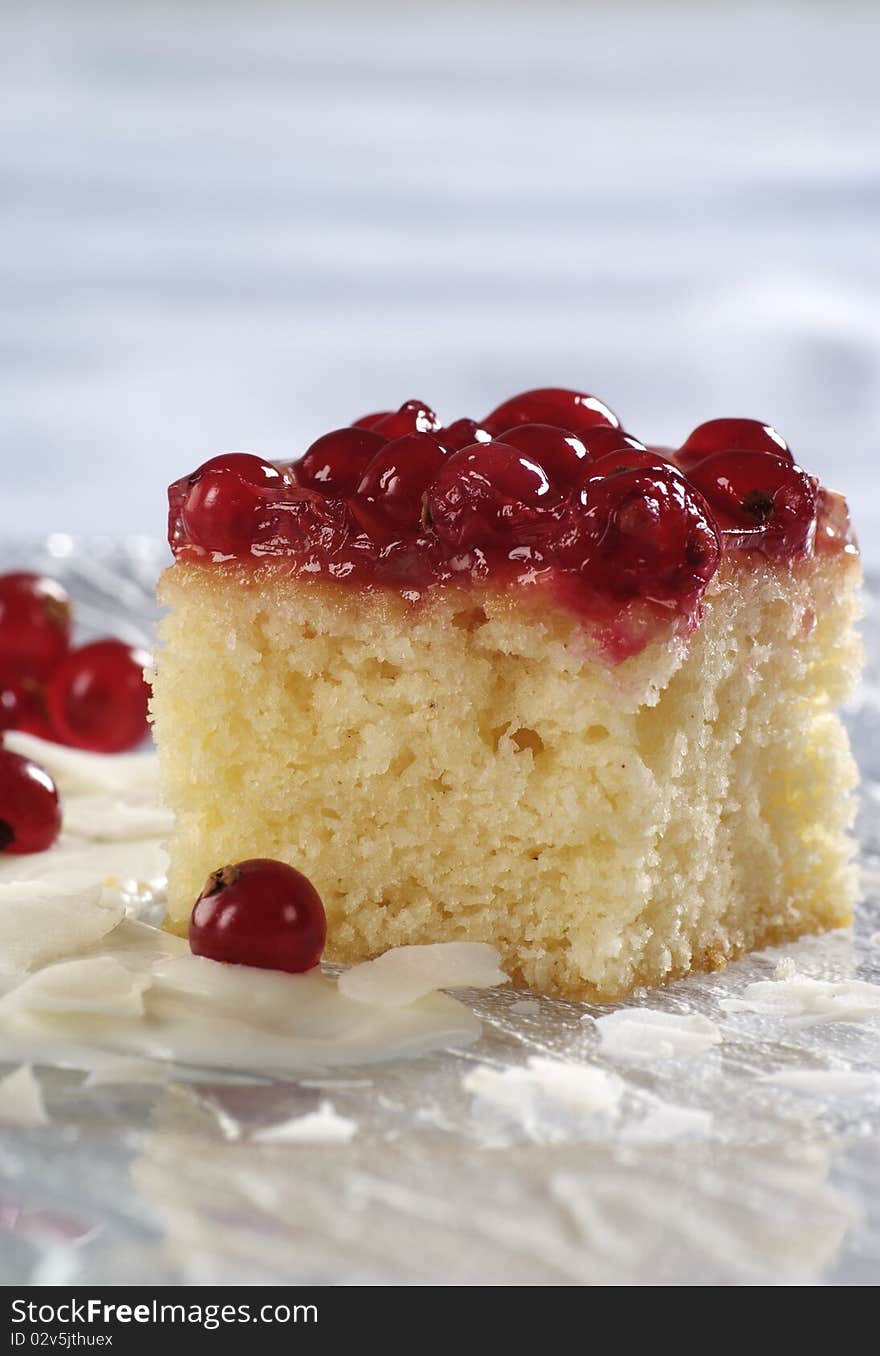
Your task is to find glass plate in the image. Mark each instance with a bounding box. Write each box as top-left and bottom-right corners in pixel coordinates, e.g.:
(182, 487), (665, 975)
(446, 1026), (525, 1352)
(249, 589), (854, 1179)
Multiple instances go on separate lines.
(0, 539), (877, 1286)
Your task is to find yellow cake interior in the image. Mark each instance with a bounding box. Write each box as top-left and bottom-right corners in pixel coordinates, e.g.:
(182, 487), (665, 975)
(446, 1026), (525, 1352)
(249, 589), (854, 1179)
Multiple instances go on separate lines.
(151, 551), (861, 1001)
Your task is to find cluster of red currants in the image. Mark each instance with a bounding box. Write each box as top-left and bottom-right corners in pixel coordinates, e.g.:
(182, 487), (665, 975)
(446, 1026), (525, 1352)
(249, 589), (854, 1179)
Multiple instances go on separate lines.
(0, 571), (152, 857)
(171, 389), (818, 619)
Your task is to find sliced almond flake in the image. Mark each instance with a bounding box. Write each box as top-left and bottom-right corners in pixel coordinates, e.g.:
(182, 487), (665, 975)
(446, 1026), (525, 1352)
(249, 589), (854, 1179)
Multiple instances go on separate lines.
(338, 942), (507, 1008)
(596, 1008), (722, 1060)
(3, 732), (158, 796)
(0, 881), (124, 975)
(3, 956), (151, 1018)
(721, 974), (880, 1027)
(252, 1101), (357, 1145)
(0, 1065), (49, 1127)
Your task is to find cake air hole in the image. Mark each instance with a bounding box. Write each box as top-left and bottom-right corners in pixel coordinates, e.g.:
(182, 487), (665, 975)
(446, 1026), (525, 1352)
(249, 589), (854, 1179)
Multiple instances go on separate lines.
(451, 606), (489, 632)
(511, 727), (545, 756)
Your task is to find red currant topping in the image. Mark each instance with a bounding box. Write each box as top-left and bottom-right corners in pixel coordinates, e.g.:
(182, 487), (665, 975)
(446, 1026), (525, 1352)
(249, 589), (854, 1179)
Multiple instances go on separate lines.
(46, 640), (152, 753)
(497, 424), (591, 490)
(426, 442), (556, 549)
(576, 427), (647, 459)
(294, 427), (387, 499)
(370, 400), (440, 440)
(687, 451), (816, 558)
(0, 748), (61, 854)
(181, 454), (282, 554)
(556, 467), (720, 601)
(440, 418), (493, 453)
(190, 858), (327, 974)
(677, 417), (792, 471)
(0, 573), (71, 683)
(589, 446), (677, 478)
(483, 388), (620, 437)
(351, 433), (447, 543)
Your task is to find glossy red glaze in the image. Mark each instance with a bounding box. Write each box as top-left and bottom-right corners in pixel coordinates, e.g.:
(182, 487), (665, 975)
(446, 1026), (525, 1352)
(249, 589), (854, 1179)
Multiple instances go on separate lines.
(190, 858), (327, 973)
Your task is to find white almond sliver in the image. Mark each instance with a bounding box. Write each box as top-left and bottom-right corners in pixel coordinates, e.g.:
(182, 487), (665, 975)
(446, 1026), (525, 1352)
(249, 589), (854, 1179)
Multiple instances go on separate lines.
(595, 1008), (722, 1059)
(0, 881), (124, 974)
(3, 732), (158, 796)
(3, 955), (150, 1018)
(338, 942), (508, 1008)
(0, 1065), (49, 1127)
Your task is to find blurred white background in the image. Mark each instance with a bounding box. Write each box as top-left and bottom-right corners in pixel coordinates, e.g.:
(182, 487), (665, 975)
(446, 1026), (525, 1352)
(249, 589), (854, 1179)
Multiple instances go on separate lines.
(1, 1), (878, 554)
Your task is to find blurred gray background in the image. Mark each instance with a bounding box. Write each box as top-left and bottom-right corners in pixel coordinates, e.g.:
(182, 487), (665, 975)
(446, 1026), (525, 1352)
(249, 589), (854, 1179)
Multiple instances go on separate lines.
(1, 0), (878, 555)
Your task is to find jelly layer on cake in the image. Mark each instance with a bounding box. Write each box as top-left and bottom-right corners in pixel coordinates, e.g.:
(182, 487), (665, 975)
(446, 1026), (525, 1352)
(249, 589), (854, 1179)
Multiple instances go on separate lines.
(152, 390), (862, 1001)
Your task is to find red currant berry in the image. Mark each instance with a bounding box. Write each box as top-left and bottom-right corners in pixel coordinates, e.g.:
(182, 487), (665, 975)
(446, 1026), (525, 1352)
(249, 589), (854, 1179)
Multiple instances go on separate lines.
(0, 679), (52, 738)
(190, 858), (327, 974)
(556, 467), (720, 601)
(482, 387), (620, 437)
(589, 446), (676, 478)
(440, 418), (493, 453)
(575, 427), (647, 459)
(351, 433), (447, 543)
(370, 400), (440, 440)
(426, 442), (556, 550)
(686, 451), (816, 558)
(181, 453), (282, 554)
(0, 573), (71, 683)
(677, 417), (792, 471)
(46, 640), (152, 753)
(0, 748), (61, 854)
(496, 424), (591, 490)
(294, 427), (387, 499)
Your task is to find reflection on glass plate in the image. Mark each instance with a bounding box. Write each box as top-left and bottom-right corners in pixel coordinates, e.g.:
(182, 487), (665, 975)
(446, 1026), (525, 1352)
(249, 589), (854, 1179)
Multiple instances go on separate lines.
(0, 540), (878, 1286)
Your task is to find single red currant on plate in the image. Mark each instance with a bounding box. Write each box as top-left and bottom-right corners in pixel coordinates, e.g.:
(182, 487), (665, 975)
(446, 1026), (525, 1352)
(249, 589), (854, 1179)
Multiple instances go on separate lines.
(0, 747), (61, 854)
(47, 639), (152, 753)
(686, 450), (816, 558)
(0, 572), (71, 683)
(180, 453), (283, 554)
(676, 417), (792, 471)
(190, 858), (327, 973)
(482, 387), (620, 437)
